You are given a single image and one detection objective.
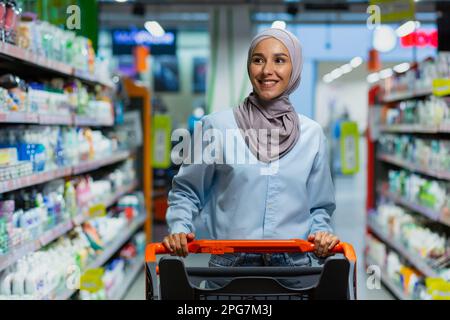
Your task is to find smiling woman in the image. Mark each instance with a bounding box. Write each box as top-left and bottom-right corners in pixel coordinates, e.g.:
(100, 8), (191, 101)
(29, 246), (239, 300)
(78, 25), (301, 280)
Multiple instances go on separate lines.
(163, 28), (339, 273)
(249, 38), (293, 101)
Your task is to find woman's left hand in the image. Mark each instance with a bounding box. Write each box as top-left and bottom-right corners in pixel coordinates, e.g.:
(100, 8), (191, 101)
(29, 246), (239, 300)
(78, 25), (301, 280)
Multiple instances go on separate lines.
(308, 231), (340, 258)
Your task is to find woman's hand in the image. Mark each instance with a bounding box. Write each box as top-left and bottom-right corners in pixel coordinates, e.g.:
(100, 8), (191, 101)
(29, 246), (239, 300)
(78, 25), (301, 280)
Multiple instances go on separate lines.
(308, 231), (340, 258)
(162, 233), (196, 257)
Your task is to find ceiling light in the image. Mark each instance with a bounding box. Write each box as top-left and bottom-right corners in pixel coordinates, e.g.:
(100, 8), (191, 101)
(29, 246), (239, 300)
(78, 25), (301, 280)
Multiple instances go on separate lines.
(331, 68), (343, 79)
(395, 20), (419, 37)
(145, 21), (165, 37)
(373, 25), (397, 53)
(393, 62), (410, 73)
(379, 68), (393, 79)
(323, 73), (334, 83)
(340, 63), (353, 74)
(350, 56), (363, 68)
(367, 73), (380, 83)
(271, 21), (286, 30)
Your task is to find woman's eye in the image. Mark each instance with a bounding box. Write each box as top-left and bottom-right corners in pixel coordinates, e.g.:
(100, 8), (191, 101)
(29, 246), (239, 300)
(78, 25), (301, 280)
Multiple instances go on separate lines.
(275, 58), (285, 64)
(252, 58), (264, 64)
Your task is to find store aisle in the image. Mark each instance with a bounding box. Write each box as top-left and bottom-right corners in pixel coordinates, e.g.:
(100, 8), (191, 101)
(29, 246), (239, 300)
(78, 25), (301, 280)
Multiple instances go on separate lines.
(331, 140), (393, 300)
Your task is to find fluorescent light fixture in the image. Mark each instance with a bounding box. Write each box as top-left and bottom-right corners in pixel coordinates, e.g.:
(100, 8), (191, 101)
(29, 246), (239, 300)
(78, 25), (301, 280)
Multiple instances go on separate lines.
(350, 56), (363, 68)
(271, 20), (286, 30)
(340, 63), (353, 74)
(373, 25), (397, 53)
(393, 62), (410, 73)
(379, 68), (393, 79)
(330, 68), (343, 79)
(395, 20), (419, 37)
(367, 73), (380, 83)
(144, 21), (165, 37)
(116, 0), (128, 2)
(323, 73), (334, 83)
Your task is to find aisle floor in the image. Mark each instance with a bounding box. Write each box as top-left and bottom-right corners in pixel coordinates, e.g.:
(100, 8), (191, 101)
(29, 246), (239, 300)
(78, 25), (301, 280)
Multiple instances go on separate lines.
(125, 140), (393, 300)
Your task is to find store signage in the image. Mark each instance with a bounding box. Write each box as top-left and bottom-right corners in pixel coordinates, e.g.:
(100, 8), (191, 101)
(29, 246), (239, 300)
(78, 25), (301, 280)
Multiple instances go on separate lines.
(111, 29), (177, 55)
(370, 0), (415, 23)
(400, 30), (438, 48)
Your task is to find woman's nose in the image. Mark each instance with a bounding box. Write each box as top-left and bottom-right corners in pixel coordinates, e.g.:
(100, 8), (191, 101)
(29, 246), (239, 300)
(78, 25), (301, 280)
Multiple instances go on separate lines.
(262, 62), (274, 75)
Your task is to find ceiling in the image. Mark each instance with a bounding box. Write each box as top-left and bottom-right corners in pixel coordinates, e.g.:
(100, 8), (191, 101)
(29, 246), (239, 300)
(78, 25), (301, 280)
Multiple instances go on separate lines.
(98, 0), (445, 29)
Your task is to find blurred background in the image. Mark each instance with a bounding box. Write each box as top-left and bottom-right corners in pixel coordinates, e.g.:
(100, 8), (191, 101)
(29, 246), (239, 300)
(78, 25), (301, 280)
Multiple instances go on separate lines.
(0, 0), (449, 300)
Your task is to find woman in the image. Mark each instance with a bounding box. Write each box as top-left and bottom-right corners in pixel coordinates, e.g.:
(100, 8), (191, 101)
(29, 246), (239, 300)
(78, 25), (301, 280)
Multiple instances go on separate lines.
(163, 28), (339, 268)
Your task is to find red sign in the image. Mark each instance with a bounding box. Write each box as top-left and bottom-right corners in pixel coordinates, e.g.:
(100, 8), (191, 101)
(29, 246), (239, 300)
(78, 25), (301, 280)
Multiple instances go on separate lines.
(400, 30), (438, 48)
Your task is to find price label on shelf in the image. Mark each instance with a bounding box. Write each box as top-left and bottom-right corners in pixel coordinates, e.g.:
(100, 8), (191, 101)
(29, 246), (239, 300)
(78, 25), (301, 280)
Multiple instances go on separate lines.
(80, 268), (105, 293)
(432, 78), (450, 97)
(88, 203), (107, 218)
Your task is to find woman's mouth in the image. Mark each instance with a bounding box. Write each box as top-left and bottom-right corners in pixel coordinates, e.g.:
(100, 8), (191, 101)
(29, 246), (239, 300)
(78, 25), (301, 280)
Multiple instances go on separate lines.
(258, 79), (279, 89)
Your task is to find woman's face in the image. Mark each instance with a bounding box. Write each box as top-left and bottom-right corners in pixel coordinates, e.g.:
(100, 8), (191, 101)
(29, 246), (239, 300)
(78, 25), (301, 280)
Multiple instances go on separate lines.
(249, 37), (292, 101)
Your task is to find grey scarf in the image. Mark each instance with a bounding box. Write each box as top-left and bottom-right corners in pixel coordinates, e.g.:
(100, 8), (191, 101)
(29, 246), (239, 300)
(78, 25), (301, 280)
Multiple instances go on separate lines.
(233, 28), (303, 163)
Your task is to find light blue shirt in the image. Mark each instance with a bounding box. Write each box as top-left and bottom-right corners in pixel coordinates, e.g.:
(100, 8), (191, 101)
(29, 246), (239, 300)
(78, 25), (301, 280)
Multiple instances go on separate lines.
(166, 109), (335, 240)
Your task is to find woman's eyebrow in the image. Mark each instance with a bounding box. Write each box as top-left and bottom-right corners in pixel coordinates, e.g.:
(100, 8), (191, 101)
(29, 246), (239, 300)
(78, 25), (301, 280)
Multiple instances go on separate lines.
(252, 52), (289, 57)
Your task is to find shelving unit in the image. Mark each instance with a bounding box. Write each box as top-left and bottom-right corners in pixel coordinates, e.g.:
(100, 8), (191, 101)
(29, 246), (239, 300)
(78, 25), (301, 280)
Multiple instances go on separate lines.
(0, 180), (139, 273)
(0, 42), (113, 88)
(367, 73), (450, 300)
(52, 214), (146, 300)
(377, 153), (450, 181)
(0, 41), (152, 300)
(367, 219), (440, 279)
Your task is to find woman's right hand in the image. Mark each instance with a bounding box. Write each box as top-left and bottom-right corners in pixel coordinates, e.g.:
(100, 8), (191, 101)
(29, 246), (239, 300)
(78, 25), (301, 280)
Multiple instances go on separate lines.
(162, 233), (196, 257)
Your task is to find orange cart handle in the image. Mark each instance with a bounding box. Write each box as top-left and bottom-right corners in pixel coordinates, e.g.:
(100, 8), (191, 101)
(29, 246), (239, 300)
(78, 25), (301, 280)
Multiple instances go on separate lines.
(145, 239), (356, 263)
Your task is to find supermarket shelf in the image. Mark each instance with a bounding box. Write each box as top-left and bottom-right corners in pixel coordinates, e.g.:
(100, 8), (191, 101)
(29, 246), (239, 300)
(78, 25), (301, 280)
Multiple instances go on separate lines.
(0, 112), (116, 126)
(382, 87), (432, 103)
(73, 69), (115, 89)
(86, 214), (146, 270)
(72, 150), (132, 175)
(0, 112), (39, 124)
(378, 187), (448, 226)
(109, 261), (143, 300)
(0, 42), (112, 88)
(73, 180), (139, 226)
(365, 256), (408, 300)
(0, 41), (72, 75)
(0, 240), (40, 272)
(378, 154), (450, 181)
(74, 115), (114, 127)
(38, 114), (73, 125)
(54, 215), (146, 300)
(0, 167), (72, 194)
(0, 180), (138, 273)
(367, 220), (441, 278)
(0, 219), (73, 272)
(379, 124), (450, 134)
(0, 151), (131, 194)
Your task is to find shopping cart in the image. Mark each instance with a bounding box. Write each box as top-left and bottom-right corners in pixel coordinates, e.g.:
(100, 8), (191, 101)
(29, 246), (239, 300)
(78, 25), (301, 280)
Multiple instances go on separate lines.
(145, 239), (357, 300)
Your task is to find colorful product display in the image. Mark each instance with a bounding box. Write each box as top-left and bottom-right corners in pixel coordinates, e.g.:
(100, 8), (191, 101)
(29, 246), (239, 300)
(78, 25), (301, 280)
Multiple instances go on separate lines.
(367, 234), (430, 299)
(379, 134), (450, 172)
(381, 52), (450, 97)
(370, 205), (449, 276)
(0, 193), (144, 300)
(79, 231), (146, 300)
(0, 75), (113, 122)
(0, 160), (136, 256)
(381, 96), (450, 128)
(386, 169), (449, 212)
(0, 126), (120, 179)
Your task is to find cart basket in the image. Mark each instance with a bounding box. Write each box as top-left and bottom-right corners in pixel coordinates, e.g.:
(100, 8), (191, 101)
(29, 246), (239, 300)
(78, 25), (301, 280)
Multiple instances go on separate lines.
(145, 239), (357, 300)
